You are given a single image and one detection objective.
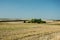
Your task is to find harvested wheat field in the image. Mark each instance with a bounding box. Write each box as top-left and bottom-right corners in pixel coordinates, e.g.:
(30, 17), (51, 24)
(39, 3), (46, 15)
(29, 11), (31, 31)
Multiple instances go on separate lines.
(0, 22), (60, 40)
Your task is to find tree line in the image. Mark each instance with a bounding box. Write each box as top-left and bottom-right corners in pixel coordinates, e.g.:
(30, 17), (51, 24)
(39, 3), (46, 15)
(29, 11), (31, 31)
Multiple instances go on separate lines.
(24, 18), (46, 23)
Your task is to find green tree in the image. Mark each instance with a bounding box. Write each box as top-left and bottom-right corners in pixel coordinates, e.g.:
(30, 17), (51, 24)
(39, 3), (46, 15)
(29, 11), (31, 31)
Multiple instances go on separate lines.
(30, 18), (46, 23)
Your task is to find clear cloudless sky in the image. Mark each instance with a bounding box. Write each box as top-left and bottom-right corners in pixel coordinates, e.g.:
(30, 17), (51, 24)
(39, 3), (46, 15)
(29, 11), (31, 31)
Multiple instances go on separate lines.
(0, 0), (60, 19)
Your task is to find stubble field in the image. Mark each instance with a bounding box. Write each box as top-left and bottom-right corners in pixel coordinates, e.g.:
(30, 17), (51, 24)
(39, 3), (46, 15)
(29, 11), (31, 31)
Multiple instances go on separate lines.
(0, 22), (60, 40)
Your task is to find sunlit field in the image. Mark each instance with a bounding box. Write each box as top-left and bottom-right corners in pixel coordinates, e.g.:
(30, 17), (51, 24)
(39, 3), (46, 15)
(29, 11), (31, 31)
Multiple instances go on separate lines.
(0, 22), (60, 40)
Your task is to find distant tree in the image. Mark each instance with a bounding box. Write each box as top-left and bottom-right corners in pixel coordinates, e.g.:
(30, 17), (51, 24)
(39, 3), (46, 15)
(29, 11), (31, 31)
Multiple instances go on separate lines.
(31, 19), (37, 23)
(30, 18), (46, 23)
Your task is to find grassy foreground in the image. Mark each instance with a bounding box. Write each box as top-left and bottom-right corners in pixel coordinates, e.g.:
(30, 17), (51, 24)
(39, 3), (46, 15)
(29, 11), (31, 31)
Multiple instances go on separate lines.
(0, 22), (60, 40)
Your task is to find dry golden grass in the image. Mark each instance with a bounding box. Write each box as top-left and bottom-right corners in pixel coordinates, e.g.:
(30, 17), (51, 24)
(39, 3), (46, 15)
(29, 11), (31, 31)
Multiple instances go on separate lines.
(0, 22), (60, 40)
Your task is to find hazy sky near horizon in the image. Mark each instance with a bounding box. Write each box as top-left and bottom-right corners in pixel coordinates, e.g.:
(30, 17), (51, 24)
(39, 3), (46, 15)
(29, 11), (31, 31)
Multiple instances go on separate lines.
(0, 0), (60, 19)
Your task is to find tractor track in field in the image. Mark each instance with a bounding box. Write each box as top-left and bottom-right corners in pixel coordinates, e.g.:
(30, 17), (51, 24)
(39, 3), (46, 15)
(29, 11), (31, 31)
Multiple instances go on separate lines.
(0, 23), (60, 40)
(19, 31), (60, 40)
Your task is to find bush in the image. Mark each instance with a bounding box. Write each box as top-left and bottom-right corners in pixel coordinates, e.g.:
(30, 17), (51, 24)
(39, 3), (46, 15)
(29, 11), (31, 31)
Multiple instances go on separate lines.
(42, 21), (46, 23)
(24, 21), (26, 23)
(27, 21), (31, 23)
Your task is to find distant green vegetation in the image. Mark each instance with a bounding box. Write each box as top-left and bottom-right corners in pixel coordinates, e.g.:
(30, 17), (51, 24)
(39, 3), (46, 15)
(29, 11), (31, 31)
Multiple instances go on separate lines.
(28, 18), (46, 23)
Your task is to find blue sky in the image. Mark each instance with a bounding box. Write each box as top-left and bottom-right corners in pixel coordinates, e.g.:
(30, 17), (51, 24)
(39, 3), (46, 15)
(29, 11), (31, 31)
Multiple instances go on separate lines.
(0, 0), (60, 19)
